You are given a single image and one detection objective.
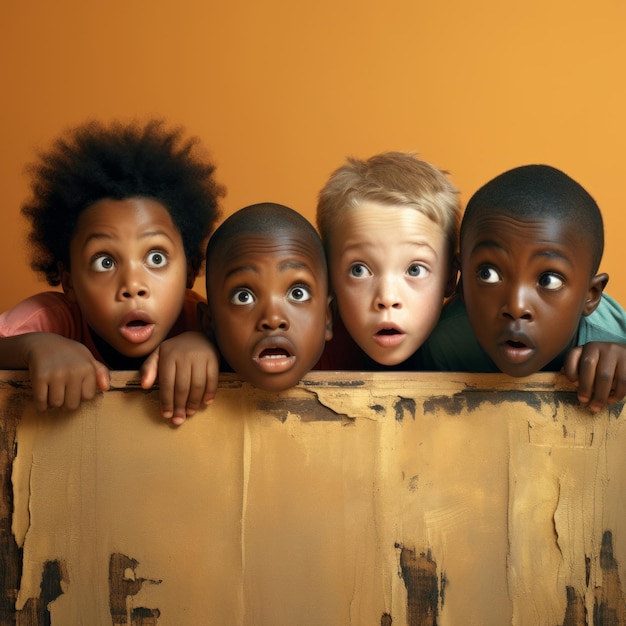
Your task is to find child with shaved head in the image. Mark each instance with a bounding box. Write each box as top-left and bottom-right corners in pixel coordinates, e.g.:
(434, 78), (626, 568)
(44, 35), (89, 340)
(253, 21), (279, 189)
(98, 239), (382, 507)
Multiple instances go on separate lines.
(422, 164), (626, 412)
(202, 202), (332, 392)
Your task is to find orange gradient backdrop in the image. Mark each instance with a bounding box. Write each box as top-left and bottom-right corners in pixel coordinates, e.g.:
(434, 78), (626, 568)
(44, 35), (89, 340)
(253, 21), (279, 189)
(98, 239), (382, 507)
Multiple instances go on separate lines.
(1, 0), (625, 313)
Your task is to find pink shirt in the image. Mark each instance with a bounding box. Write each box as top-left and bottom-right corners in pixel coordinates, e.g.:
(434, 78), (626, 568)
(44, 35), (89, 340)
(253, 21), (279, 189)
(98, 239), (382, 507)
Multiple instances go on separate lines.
(0, 290), (206, 367)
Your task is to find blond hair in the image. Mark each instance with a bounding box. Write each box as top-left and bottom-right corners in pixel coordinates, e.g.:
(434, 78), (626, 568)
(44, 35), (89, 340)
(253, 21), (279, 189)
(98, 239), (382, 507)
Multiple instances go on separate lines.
(316, 152), (460, 259)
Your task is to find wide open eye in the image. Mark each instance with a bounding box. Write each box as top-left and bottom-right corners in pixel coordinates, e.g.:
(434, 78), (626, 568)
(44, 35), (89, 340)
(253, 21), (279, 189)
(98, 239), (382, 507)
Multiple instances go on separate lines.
(477, 265), (501, 284)
(288, 285), (312, 302)
(146, 251), (168, 268)
(230, 288), (255, 305)
(538, 272), (564, 291)
(407, 263), (428, 277)
(349, 263), (372, 278)
(91, 255), (115, 272)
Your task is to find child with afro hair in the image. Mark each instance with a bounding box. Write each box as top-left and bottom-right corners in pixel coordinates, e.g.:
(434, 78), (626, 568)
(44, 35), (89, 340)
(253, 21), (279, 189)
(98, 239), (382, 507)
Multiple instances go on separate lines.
(0, 119), (225, 425)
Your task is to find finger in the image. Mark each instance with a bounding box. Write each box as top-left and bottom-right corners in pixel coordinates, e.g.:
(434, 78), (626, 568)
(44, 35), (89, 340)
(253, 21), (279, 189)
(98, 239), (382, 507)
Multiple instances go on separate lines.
(587, 360), (618, 412)
(574, 350), (600, 405)
(562, 346), (583, 383)
(46, 381), (67, 410)
(140, 349), (160, 390)
(157, 361), (176, 420)
(95, 362), (111, 392)
(182, 365), (209, 417)
(31, 380), (51, 412)
(171, 365), (193, 421)
(204, 356), (219, 406)
(63, 378), (91, 411)
(605, 363), (626, 406)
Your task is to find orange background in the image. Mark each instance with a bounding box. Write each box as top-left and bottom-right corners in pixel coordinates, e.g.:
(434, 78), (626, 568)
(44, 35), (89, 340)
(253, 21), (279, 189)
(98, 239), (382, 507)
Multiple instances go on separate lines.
(1, 0), (625, 313)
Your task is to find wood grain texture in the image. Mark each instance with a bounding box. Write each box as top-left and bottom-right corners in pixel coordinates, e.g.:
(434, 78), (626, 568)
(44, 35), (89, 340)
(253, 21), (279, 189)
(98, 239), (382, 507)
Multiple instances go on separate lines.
(0, 371), (624, 626)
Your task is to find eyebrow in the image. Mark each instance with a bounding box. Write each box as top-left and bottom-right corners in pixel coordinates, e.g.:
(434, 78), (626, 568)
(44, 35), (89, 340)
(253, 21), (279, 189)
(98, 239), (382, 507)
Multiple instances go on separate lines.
(470, 240), (575, 266)
(81, 229), (176, 249)
(342, 239), (439, 256)
(224, 259), (315, 281)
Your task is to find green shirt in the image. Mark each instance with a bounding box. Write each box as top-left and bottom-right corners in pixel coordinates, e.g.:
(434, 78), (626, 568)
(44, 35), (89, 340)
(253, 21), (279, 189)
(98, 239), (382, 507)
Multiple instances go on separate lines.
(420, 293), (626, 372)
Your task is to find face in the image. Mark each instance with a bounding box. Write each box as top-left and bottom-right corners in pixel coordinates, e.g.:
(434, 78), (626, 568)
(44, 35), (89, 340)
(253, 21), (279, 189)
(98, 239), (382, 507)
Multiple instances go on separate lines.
(461, 212), (605, 376)
(206, 230), (332, 391)
(328, 203), (454, 365)
(62, 197), (190, 358)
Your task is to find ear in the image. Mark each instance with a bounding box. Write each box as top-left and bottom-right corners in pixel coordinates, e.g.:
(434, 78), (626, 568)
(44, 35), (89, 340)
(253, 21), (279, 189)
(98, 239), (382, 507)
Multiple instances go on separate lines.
(444, 254), (460, 299)
(582, 272), (609, 316)
(324, 296), (334, 341)
(59, 264), (78, 303)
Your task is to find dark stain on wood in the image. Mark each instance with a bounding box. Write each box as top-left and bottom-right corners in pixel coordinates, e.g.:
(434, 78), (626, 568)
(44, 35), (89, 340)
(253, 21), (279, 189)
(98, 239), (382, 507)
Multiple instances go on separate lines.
(0, 392), (27, 624)
(257, 397), (354, 423)
(593, 530), (626, 625)
(608, 400), (625, 419)
(561, 585), (588, 626)
(302, 379), (366, 388)
(423, 390), (590, 416)
(394, 397), (417, 422)
(397, 544), (439, 626)
(109, 553), (162, 626)
(380, 613), (393, 625)
(130, 606), (161, 626)
(15, 559), (67, 626)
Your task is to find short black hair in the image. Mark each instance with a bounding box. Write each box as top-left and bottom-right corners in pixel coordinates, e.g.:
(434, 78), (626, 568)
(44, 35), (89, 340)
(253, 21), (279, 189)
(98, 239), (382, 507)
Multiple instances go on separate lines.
(22, 119), (225, 285)
(206, 202), (327, 274)
(460, 164), (604, 273)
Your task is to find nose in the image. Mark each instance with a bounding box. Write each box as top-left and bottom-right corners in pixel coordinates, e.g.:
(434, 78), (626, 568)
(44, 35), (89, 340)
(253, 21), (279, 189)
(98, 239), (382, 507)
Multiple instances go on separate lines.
(117, 264), (149, 300)
(257, 298), (289, 331)
(500, 285), (532, 320)
(374, 275), (402, 310)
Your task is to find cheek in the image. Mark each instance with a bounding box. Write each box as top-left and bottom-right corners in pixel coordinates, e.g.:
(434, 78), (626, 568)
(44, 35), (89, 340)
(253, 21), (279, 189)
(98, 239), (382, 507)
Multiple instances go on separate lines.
(333, 283), (364, 316)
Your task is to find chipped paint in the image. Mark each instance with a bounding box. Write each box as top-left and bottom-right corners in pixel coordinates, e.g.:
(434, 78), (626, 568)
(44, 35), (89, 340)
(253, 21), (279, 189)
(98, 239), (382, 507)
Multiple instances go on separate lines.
(0, 371), (625, 624)
(109, 553), (161, 626)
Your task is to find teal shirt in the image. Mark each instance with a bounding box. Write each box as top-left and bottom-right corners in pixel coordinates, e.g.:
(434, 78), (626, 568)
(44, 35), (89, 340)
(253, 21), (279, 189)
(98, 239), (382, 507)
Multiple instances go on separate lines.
(420, 293), (626, 372)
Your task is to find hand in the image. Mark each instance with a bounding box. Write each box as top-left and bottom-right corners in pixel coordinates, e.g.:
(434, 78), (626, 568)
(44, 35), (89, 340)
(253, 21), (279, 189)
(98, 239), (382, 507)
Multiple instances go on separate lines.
(22, 333), (111, 411)
(140, 331), (220, 426)
(562, 342), (626, 413)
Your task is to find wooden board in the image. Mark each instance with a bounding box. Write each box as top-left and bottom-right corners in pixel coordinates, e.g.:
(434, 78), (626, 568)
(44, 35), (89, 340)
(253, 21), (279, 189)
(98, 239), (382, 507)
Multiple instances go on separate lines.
(1, 370), (625, 626)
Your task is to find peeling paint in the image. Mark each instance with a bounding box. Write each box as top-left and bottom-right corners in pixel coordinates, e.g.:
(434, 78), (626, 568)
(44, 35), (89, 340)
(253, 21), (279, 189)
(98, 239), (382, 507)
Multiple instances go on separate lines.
(303, 378), (367, 388)
(0, 392), (26, 624)
(393, 397), (417, 422)
(257, 396), (353, 423)
(15, 559), (67, 626)
(109, 553), (162, 626)
(423, 390), (584, 415)
(2, 372), (626, 624)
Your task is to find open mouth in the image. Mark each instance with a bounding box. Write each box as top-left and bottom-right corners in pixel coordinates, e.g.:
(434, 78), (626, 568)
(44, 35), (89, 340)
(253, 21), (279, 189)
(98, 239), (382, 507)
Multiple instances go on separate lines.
(119, 317), (155, 343)
(127, 320), (148, 328)
(373, 326), (405, 348)
(500, 338), (534, 364)
(253, 338), (297, 374)
(259, 348), (292, 360)
(506, 340), (527, 349)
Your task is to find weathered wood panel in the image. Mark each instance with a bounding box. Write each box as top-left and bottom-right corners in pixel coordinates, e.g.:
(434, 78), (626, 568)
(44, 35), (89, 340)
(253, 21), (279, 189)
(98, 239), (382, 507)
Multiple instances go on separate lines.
(0, 371), (625, 626)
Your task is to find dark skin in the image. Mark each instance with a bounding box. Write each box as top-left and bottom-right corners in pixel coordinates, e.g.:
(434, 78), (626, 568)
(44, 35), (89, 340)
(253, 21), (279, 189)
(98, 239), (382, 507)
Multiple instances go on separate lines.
(461, 212), (626, 412)
(0, 198), (219, 424)
(204, 229), (332, 392)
